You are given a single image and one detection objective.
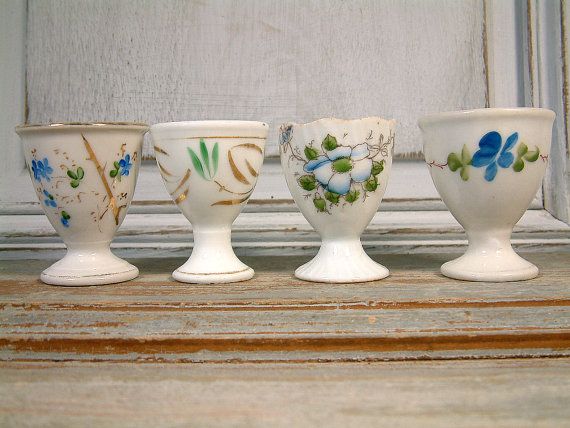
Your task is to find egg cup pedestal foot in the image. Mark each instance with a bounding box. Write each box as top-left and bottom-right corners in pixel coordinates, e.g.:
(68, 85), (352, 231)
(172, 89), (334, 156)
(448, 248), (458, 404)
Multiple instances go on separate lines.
(172, 229), (254, 284)
(40, 243), (139, 286)
(295, 239), (389, 283)
(441, 231), (538, 282)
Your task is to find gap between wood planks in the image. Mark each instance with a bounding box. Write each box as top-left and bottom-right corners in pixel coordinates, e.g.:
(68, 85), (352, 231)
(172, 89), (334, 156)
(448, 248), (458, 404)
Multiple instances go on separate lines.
(1, 332), (570, 362)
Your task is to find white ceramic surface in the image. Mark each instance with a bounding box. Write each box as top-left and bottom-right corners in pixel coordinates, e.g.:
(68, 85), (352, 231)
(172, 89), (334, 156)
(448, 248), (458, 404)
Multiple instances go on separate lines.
(279, 117), (396, 283)
(151, 120), (268, 284)
(419, 108), (555, 282)
(16, 122), (148, 286)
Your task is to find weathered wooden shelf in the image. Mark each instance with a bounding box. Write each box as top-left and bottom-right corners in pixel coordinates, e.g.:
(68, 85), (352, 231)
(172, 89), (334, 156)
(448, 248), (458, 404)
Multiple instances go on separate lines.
(1, 253), (569, 363)
(2, 359), (570, 427)
(2, 252), (570, 425)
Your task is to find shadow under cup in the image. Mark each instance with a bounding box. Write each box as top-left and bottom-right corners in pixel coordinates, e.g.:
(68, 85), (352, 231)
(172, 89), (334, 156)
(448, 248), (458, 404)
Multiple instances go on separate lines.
(150, 120), (268, 284)
(420, 108), (555, 281)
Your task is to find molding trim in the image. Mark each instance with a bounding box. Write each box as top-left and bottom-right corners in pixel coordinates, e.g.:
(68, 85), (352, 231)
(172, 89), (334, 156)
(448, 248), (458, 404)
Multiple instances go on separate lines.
(1, 210), (568, 259)
(485, 0), (569, 222)
(532, 0), (570, 222)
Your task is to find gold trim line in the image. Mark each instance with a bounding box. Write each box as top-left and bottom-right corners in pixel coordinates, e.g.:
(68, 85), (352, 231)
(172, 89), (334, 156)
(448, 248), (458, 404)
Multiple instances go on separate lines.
(165, 136), (266, 141)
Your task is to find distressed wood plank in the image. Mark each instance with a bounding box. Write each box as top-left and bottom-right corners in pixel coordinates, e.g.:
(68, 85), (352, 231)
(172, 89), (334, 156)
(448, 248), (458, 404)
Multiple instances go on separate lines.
(1, 359), (570, 427)
(26, 0), (487, 158)
(2, 254), (570, 306)
(1, 253), (569, 362)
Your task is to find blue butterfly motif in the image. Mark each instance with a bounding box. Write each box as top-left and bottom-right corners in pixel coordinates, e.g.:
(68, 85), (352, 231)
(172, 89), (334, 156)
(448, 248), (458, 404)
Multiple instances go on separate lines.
(471, 131), (518, 181)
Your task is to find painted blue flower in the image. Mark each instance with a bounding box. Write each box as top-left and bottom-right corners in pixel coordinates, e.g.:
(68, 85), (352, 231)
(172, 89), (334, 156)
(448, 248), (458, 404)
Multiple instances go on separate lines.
(60, 211), (71, 227)
(32, 157), (54, 182)
(471, 131), (518, 181)
(31, 160), (41, 181)
(118, 154), (132, 176)
(304, 144), (372, 195)
(279, 124), (293, 145)
(42, 190), (57, 207)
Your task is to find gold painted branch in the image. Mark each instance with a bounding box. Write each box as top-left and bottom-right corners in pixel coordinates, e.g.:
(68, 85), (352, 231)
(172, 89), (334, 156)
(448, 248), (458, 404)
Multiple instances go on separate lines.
(82, 134), (124, 225)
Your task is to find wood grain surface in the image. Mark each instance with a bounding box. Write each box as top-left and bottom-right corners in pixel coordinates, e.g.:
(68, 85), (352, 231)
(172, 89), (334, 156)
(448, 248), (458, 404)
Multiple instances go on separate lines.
(26, 0), (487, 157)
(1, 253), (569, 362)
(1, 359), (570, 427)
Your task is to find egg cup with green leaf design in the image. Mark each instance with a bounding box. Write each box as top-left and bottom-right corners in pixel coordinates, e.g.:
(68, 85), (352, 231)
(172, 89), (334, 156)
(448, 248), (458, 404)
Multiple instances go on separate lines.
(151, 120), (268, 284)
(16, 122), (148, 286)
(279, 117), (396, 283)
(420, 108), (555, 282)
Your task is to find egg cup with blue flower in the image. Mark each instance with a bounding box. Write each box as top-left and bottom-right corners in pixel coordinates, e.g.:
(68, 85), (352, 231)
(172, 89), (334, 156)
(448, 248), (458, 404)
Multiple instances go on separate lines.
(420, 108), (555, 281)
(279, 117), (396, 283)
(16, 122), (148, 286)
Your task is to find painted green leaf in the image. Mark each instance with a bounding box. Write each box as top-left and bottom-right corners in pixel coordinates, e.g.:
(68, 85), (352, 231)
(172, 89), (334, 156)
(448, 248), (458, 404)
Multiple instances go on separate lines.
(371, 160), (384, 176)
(460, 166), (469, 181)
(187, 147), (206, 179)
(447, 153), (462, 172)
(70, 180), (79, 188)
(114, 161), (120, 169)
(322, 134), (338, 151)
(524, 148), (539, 162)
(313, 197), (326, 212)
(61, 211), (70, 220)
(67, 170), (78, 180)
(200, 139), (211, 178)
(212, 143), (219, 176)
(345, 190), (360, 203)
(109, 169), (118, 178)
(517, 143), (528, 157)
(304, 146), (319, 160)
(298, 174), (317, 191)
(513, 158), (525, 172)
(461, 145), (472, 165)
(76, 167), (84, 179)
(364, 176), (378, 192)
(325, 191), (340, 204)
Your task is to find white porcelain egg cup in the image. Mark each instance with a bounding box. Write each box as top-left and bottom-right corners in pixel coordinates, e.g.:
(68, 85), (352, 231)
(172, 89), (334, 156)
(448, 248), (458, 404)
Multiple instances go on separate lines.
(16, 122), (148, 286)
(279, 117), (396, 283)
(151, 121), (268, 284)
(419, 108), (555, 282)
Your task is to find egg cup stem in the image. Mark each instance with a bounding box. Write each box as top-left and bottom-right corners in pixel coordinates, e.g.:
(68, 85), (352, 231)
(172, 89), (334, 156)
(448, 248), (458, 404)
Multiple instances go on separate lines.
(442, 229), (538, 281)
(172, 228), (253, 284)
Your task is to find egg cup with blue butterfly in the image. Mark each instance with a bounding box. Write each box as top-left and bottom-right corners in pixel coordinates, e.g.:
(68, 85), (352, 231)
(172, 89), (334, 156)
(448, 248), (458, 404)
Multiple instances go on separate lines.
(419, 108), (555, 282)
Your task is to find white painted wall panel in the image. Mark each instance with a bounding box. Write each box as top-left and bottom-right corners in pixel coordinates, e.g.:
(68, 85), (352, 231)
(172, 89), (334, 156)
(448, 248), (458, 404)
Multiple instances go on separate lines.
(0, 0), (26, 176)
(26, 0), (487, 158)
